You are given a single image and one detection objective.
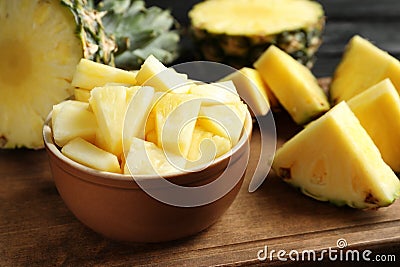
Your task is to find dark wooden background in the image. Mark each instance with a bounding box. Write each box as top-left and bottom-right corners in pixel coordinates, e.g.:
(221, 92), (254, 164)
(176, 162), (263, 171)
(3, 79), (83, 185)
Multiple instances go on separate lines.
(2, 1), (400, 266)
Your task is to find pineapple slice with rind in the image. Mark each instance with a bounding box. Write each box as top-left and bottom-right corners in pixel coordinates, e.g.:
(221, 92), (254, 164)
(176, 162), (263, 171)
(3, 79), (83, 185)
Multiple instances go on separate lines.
(220, 67), (272, 116)
(124, 137), (180, 175)
(71, 59), (137, 90)
(89, 85), (128, 157)
(254, 45), (330, 124)
(62, 137), (120, 173)
(52, 100), (97, 147)
(348, 79), (400, 172)
(135, 55), (189, 92)
(273, 101), (400, 209)
(330, 35), (400, 104)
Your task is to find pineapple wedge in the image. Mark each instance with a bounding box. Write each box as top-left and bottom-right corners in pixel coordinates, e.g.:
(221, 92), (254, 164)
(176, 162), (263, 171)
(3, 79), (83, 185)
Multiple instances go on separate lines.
(220, 67), (271, 116)
(153, 93), (202, 159)
(62, 137), (120, 173)
(52, 100), (97, 147)
(188, 80), (241, 105)
(124, 137), (179, 175)
(273, 102), (400, 209)
(330, 35), (400, 104)
(123, 86), (155, 152)
(254, 45), (330, 124)
(348, 79), (400, 172)
(71, 59), (137, 90)
(198, 102), (247, 146)
(135, 55), (189, 92)
(89, 86), (129, 157)
(74, 88), (91, 102)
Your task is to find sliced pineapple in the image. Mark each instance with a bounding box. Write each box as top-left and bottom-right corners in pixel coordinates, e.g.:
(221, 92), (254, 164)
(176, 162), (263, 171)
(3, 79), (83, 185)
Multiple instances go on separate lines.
(89, 85), (128, 157)
(188, 80), (241, 105)
(71, 59), (137, 90)
(0, 0), (82, 148)
(254, 45), (330, 124)
(62, 137), (121, 173)
(330, 35), (400, 104)
(124, 137), (180, 175)
(220, 67), (272, 116)
(198, 102), (247, 146)
(123, 86), (155, 152)
(153, 93), (202, 159)
(135, 55), (189, 92)
(348, 79), (400, 172)
(52, 100), (97, 147)
(273, 102), (400, 209)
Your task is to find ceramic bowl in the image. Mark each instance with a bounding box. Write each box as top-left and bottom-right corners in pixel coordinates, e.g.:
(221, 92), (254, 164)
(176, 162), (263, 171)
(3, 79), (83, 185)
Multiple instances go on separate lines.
(43, 110), (252, 242)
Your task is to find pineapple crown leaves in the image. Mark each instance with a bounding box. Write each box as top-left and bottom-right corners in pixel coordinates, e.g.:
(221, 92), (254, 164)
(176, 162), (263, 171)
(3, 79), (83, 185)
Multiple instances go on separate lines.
(96, 0), (180, 69)
(61, 0), (117, 66)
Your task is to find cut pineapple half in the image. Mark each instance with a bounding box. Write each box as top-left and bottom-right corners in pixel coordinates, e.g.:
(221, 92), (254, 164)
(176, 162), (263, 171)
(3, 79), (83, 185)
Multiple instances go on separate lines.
(330, 35), (400, 104)
(254, 45), (330, 124)
(0, 0), (82, 148)
(348, 79), (400, 172)
(273, 102), (400, 209)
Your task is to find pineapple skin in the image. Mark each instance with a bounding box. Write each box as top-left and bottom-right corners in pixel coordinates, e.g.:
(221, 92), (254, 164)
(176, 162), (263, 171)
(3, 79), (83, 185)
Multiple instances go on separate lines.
(189, 0), (325, 69)
(272, 102), (400, 209)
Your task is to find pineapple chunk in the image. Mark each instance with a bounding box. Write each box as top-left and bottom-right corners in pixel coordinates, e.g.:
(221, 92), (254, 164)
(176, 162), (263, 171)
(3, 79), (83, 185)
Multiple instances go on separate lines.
(254, 45), (330, 124)
(123, 86), (155, 152)
(220, 67), (271, 116)
(198, 102), (247, 146)
(330, 35), (400, 104)
(74, 88), (91, 102)
(52, 100), (97, 147)
(62, 137), (121, 173)
(273, 102), (400, 209)
(153, 93), (202, 159)
(89, 86), (128, 156)
(124, 137), (180, 175)
(348, 79), (400, 172)
(71, 59), (136, 90)
(187, 125), (231, 167)
(188, 80), (241, 105)
(135, 55), (188, 92)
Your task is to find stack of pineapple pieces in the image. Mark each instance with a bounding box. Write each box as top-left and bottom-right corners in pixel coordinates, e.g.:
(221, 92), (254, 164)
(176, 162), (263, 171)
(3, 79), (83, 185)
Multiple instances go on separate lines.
(52, 56), (250, 175)
(245, 35), (400, 209)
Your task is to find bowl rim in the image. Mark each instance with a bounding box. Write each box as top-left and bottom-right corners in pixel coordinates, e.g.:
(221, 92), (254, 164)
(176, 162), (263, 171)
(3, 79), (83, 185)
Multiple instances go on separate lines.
(43, 109), (253, 183)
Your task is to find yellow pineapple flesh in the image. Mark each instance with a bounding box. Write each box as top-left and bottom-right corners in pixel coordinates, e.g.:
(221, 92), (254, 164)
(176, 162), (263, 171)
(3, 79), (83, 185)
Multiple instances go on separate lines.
(348, 79), (400, 172)
(0, 0), (82, 148)
(330, 35), (400, 104)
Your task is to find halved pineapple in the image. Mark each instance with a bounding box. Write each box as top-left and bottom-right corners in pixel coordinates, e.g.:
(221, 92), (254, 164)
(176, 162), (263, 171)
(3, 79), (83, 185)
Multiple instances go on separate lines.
(348, 79), (400, 172)
(330, 35), (400, 104)
(71, 59), (137, 90)
(62, 137), (121, 173)
(89, 85), (129, 157)
(52, 100), (97, 147)
(0, 0), (82, 148)
(273, 102), (400, 209)
(254, 45), (330, 124)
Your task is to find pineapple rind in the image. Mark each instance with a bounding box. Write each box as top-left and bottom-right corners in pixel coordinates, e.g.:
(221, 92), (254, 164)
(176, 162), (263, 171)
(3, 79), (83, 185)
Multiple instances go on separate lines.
(273, 102), (400, 209)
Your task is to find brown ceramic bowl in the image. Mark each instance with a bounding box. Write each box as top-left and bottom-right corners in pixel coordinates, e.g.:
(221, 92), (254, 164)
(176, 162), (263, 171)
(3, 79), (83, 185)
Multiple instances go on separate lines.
(43, 111), (252, 243)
